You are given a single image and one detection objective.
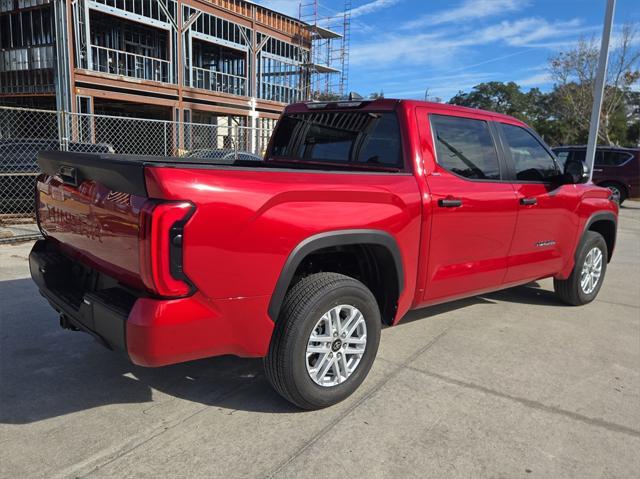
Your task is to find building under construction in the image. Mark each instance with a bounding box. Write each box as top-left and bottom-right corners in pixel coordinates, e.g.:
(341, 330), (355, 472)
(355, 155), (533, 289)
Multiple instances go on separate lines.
(0, 0), (350, 131)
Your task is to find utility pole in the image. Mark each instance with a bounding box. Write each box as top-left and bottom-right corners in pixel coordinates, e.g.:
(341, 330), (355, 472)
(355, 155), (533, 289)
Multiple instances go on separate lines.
(586, 0), (616, 181)
(53, 0), (73, 150)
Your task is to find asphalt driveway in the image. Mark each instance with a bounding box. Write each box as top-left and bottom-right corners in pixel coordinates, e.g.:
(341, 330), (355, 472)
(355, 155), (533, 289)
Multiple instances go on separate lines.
(1, 202), (638, 478)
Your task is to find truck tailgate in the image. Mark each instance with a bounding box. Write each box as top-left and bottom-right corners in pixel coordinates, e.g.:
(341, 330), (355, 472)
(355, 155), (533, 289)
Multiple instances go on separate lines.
(36, 152), (148, 289)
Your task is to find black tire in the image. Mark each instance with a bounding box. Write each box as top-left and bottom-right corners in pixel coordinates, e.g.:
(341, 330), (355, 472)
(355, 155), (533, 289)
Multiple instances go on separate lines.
(600, 182), (627, 205)
(554, 231), (608, 306)
(264, 272), (381, 410)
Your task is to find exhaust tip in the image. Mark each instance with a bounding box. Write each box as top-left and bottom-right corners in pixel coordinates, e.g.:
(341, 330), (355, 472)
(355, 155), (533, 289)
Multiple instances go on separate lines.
(59, 314), (79, 331)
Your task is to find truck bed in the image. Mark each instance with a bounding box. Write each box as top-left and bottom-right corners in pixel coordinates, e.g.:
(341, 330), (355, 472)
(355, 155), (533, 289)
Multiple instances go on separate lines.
(35, 152), (271, 290)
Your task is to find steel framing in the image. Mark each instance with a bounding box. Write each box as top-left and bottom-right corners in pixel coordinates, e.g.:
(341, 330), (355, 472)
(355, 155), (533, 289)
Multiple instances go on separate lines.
(0, 0), (315, 124)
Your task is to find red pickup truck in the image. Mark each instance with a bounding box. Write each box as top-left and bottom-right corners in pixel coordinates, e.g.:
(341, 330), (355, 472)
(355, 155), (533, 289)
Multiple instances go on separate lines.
(30, 99), (617, 409)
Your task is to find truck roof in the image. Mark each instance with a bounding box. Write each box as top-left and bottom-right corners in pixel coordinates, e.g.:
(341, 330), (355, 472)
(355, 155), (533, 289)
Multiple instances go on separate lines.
(285, 98), (526, 126)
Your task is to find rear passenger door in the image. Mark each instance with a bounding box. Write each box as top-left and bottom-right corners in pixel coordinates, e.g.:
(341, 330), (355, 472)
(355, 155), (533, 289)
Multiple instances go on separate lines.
(496, 123), (579, 283)
(419, 112), (518, 303)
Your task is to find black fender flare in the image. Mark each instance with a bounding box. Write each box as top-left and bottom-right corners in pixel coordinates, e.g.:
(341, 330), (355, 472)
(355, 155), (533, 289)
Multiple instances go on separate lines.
(581, 211), (617, 261)
(268, 229), (404, 321)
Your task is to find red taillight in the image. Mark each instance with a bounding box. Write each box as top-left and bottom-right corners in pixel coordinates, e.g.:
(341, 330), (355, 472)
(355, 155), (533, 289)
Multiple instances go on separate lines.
(139, 200), (195, 297)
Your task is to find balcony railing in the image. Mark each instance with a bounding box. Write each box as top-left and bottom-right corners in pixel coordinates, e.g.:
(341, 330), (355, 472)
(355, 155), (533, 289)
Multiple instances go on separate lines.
(259, 82), (303, 104)
(90, 45), (170, 83)
(191, 66), (247, 97)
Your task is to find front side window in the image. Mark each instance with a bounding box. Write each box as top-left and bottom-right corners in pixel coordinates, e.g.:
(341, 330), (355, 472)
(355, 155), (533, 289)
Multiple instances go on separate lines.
(572, 149), (587, 164)
(573, 149), (605, 167)
(501, 124), (559, 181)
(554, 150), (570, 170)
(270, 111), (403, 170)
(430, 115), (500, 180)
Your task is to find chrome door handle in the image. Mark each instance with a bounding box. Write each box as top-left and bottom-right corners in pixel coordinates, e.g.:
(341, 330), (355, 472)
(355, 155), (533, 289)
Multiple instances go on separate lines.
(520, 197), (537, 206)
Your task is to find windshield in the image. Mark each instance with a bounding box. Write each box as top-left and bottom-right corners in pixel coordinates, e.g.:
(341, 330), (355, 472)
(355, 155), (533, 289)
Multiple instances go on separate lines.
(268, 111), (404, 171)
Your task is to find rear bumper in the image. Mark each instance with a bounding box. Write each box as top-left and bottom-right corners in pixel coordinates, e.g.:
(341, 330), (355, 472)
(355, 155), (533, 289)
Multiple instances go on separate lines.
(29, 240), (274, 367)
(29, 240), (132, 353)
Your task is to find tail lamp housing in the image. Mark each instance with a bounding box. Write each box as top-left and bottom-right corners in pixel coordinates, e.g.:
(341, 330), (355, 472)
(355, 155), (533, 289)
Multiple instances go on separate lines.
(139, 200), (195, 297)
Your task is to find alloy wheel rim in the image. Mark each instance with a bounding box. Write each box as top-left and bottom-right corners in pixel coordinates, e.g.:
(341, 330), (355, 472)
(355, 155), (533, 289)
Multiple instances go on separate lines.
(305, 304), (367, 387)
(580, 247), (603, 295)
(608, 186), (621, 203)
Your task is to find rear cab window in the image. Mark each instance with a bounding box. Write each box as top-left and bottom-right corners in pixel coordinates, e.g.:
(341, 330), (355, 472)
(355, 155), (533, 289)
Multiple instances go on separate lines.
(268, 110), (404, 171)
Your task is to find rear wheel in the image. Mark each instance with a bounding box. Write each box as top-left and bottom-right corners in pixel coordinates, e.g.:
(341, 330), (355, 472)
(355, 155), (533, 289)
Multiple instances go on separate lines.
(264, 273), (381, 410)
(600, 182), (626, 205)
(554, 231), (608, 306)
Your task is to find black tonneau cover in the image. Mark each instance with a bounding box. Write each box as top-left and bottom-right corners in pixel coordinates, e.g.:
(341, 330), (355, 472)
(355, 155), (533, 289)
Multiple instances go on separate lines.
(37, 151), (253, 196)
(37, 152), (151, 196)
(36, 150), (387, 196)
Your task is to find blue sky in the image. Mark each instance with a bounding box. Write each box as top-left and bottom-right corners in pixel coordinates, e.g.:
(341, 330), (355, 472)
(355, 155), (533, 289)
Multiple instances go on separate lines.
(256, 0), (639, 100)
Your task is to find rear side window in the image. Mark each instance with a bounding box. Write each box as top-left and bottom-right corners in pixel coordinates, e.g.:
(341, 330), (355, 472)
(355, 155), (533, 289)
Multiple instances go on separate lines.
(430, 115), (500, 180)
(270, 111), (403, 169)
(553, 148), (634, 168)
(501, 124), (559, 181)
(600, 151), (633, 166)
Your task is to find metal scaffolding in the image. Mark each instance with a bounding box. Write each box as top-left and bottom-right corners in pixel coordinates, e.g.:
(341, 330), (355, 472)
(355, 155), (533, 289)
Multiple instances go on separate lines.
(299, 0), (351, 98)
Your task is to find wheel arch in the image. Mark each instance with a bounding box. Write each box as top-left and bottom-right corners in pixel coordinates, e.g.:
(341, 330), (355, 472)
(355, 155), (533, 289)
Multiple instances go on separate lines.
(584, 212), (617, 262)
(268, 230), (405, 325)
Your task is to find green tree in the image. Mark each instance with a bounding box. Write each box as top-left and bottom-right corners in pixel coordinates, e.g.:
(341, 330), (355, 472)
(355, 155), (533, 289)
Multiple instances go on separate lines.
(449, 81), (528, 120)
(522, 88), (562, 144)
(447, 24), (640, 147)
(625, 90), (640, 146)
(549, 23), (640, 145)
(449, 82), (562, 143)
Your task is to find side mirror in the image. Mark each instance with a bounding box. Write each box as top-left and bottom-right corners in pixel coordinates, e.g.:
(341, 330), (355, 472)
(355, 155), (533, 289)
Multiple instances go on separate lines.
(564, 160), (590, 184)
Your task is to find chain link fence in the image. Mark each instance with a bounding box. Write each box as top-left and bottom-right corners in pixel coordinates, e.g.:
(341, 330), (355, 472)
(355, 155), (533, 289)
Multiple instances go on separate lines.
(0, 106), (274, 242)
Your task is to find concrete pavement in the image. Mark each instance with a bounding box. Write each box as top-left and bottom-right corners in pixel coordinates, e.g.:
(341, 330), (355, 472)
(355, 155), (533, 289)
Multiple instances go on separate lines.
(1, 202), (639, 478)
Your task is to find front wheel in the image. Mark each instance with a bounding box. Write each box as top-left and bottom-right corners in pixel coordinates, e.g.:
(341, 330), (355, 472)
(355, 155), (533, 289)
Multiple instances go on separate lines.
(554, 231), (608, 306)
(264, 273), (381, 410)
